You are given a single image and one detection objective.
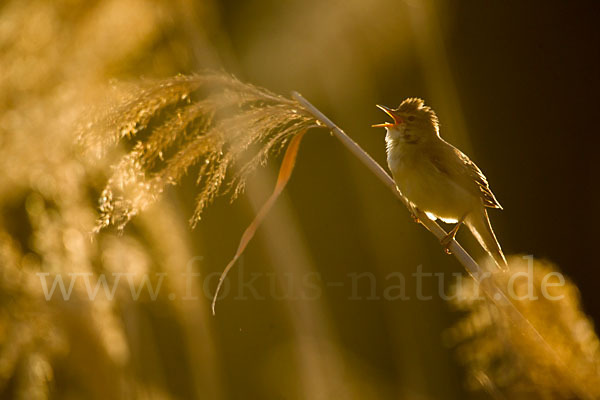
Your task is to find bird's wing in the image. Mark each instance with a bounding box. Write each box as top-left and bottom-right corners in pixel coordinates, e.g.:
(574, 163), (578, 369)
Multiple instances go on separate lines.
(430, 144), (503, 210)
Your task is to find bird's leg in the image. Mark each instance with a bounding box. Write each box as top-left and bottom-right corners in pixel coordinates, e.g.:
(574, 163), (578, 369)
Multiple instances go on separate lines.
(396, 197), (421, 223)
(440, 214), (467, 254)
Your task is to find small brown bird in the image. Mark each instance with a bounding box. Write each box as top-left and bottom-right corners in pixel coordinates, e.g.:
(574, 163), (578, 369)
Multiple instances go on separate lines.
(373, 98), (507, 269)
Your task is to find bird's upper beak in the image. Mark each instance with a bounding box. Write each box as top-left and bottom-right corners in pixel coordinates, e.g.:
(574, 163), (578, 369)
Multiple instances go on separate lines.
(372, 104), (404, 128)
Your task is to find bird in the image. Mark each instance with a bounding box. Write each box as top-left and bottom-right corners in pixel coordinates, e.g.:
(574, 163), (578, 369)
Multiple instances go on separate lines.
(372, 98), (507, 270)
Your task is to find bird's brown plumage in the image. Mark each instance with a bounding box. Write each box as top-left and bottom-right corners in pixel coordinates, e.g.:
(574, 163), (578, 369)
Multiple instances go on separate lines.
(431, 144), (503, 210)
(376, 98), (507, 269)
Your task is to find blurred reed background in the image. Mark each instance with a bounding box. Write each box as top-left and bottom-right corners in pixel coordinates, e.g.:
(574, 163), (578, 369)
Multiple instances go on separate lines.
(0, 0), (598, 399)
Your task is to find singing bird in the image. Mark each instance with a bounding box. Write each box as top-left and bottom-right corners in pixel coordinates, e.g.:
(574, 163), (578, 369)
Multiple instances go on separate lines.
(373, 98), (507, 269)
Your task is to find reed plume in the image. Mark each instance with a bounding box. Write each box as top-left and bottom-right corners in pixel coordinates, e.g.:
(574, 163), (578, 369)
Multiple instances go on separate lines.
(445, 256), (600, 399)
(80, 72), (317, 232)
(0, 1), (224, 397)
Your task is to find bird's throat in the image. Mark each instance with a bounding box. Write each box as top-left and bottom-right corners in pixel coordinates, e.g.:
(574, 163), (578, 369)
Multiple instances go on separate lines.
(385, 135), (400, 154)
(385, 128), (419, 150)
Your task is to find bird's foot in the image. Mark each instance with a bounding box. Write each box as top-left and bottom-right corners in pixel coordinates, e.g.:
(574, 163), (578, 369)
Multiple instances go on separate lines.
(408, 206), (422, 224)
(440, 221), (463, 255)
(440, 234), (454, 255)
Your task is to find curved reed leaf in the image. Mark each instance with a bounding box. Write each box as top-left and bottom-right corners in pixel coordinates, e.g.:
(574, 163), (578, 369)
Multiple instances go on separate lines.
(212, 129), (308, 314)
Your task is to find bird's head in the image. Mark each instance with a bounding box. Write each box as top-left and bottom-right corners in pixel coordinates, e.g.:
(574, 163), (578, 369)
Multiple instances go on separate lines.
(372, 98), (439, 143)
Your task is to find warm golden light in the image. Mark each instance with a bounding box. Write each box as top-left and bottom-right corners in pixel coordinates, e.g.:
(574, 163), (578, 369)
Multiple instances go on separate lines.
(0, 0), (596, 399)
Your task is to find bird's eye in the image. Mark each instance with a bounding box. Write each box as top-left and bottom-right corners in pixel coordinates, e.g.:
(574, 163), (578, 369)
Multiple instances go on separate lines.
(407, 115), (416, 122)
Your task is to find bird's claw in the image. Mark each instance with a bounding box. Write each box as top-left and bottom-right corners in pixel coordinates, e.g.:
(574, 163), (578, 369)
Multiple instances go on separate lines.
(440, 234), (454, 255)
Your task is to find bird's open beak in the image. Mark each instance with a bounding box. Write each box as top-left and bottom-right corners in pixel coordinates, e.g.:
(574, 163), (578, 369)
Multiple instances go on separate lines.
(372, 104), (403, 128)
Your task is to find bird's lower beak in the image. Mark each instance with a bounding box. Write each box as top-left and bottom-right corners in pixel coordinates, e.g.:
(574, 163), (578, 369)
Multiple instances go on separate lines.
(371, 122), (396, 128)
(372, 104), (403, 128)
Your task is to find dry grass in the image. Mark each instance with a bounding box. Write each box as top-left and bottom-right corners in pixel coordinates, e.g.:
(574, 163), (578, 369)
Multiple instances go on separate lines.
(0, 1), (222, 398)
(446, 256), (600, 399)
(79, 72), (317, 231)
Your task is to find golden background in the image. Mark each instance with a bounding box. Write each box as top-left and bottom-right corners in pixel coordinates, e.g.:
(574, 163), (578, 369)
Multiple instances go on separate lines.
(0, 0), (597, 399)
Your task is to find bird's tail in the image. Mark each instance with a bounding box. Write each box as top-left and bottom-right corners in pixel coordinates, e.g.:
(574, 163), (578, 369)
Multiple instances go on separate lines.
(465, 207), (507, 270)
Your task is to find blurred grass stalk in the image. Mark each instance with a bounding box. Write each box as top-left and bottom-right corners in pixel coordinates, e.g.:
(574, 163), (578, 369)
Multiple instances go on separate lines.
(243, 165), (355, 399)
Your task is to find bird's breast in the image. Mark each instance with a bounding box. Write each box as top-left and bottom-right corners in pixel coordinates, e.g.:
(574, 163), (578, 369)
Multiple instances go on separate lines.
(386, 144), (476, 222)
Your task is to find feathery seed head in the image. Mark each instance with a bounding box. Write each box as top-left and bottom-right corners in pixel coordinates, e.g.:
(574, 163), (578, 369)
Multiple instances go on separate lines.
(79, 72), (317, 231)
